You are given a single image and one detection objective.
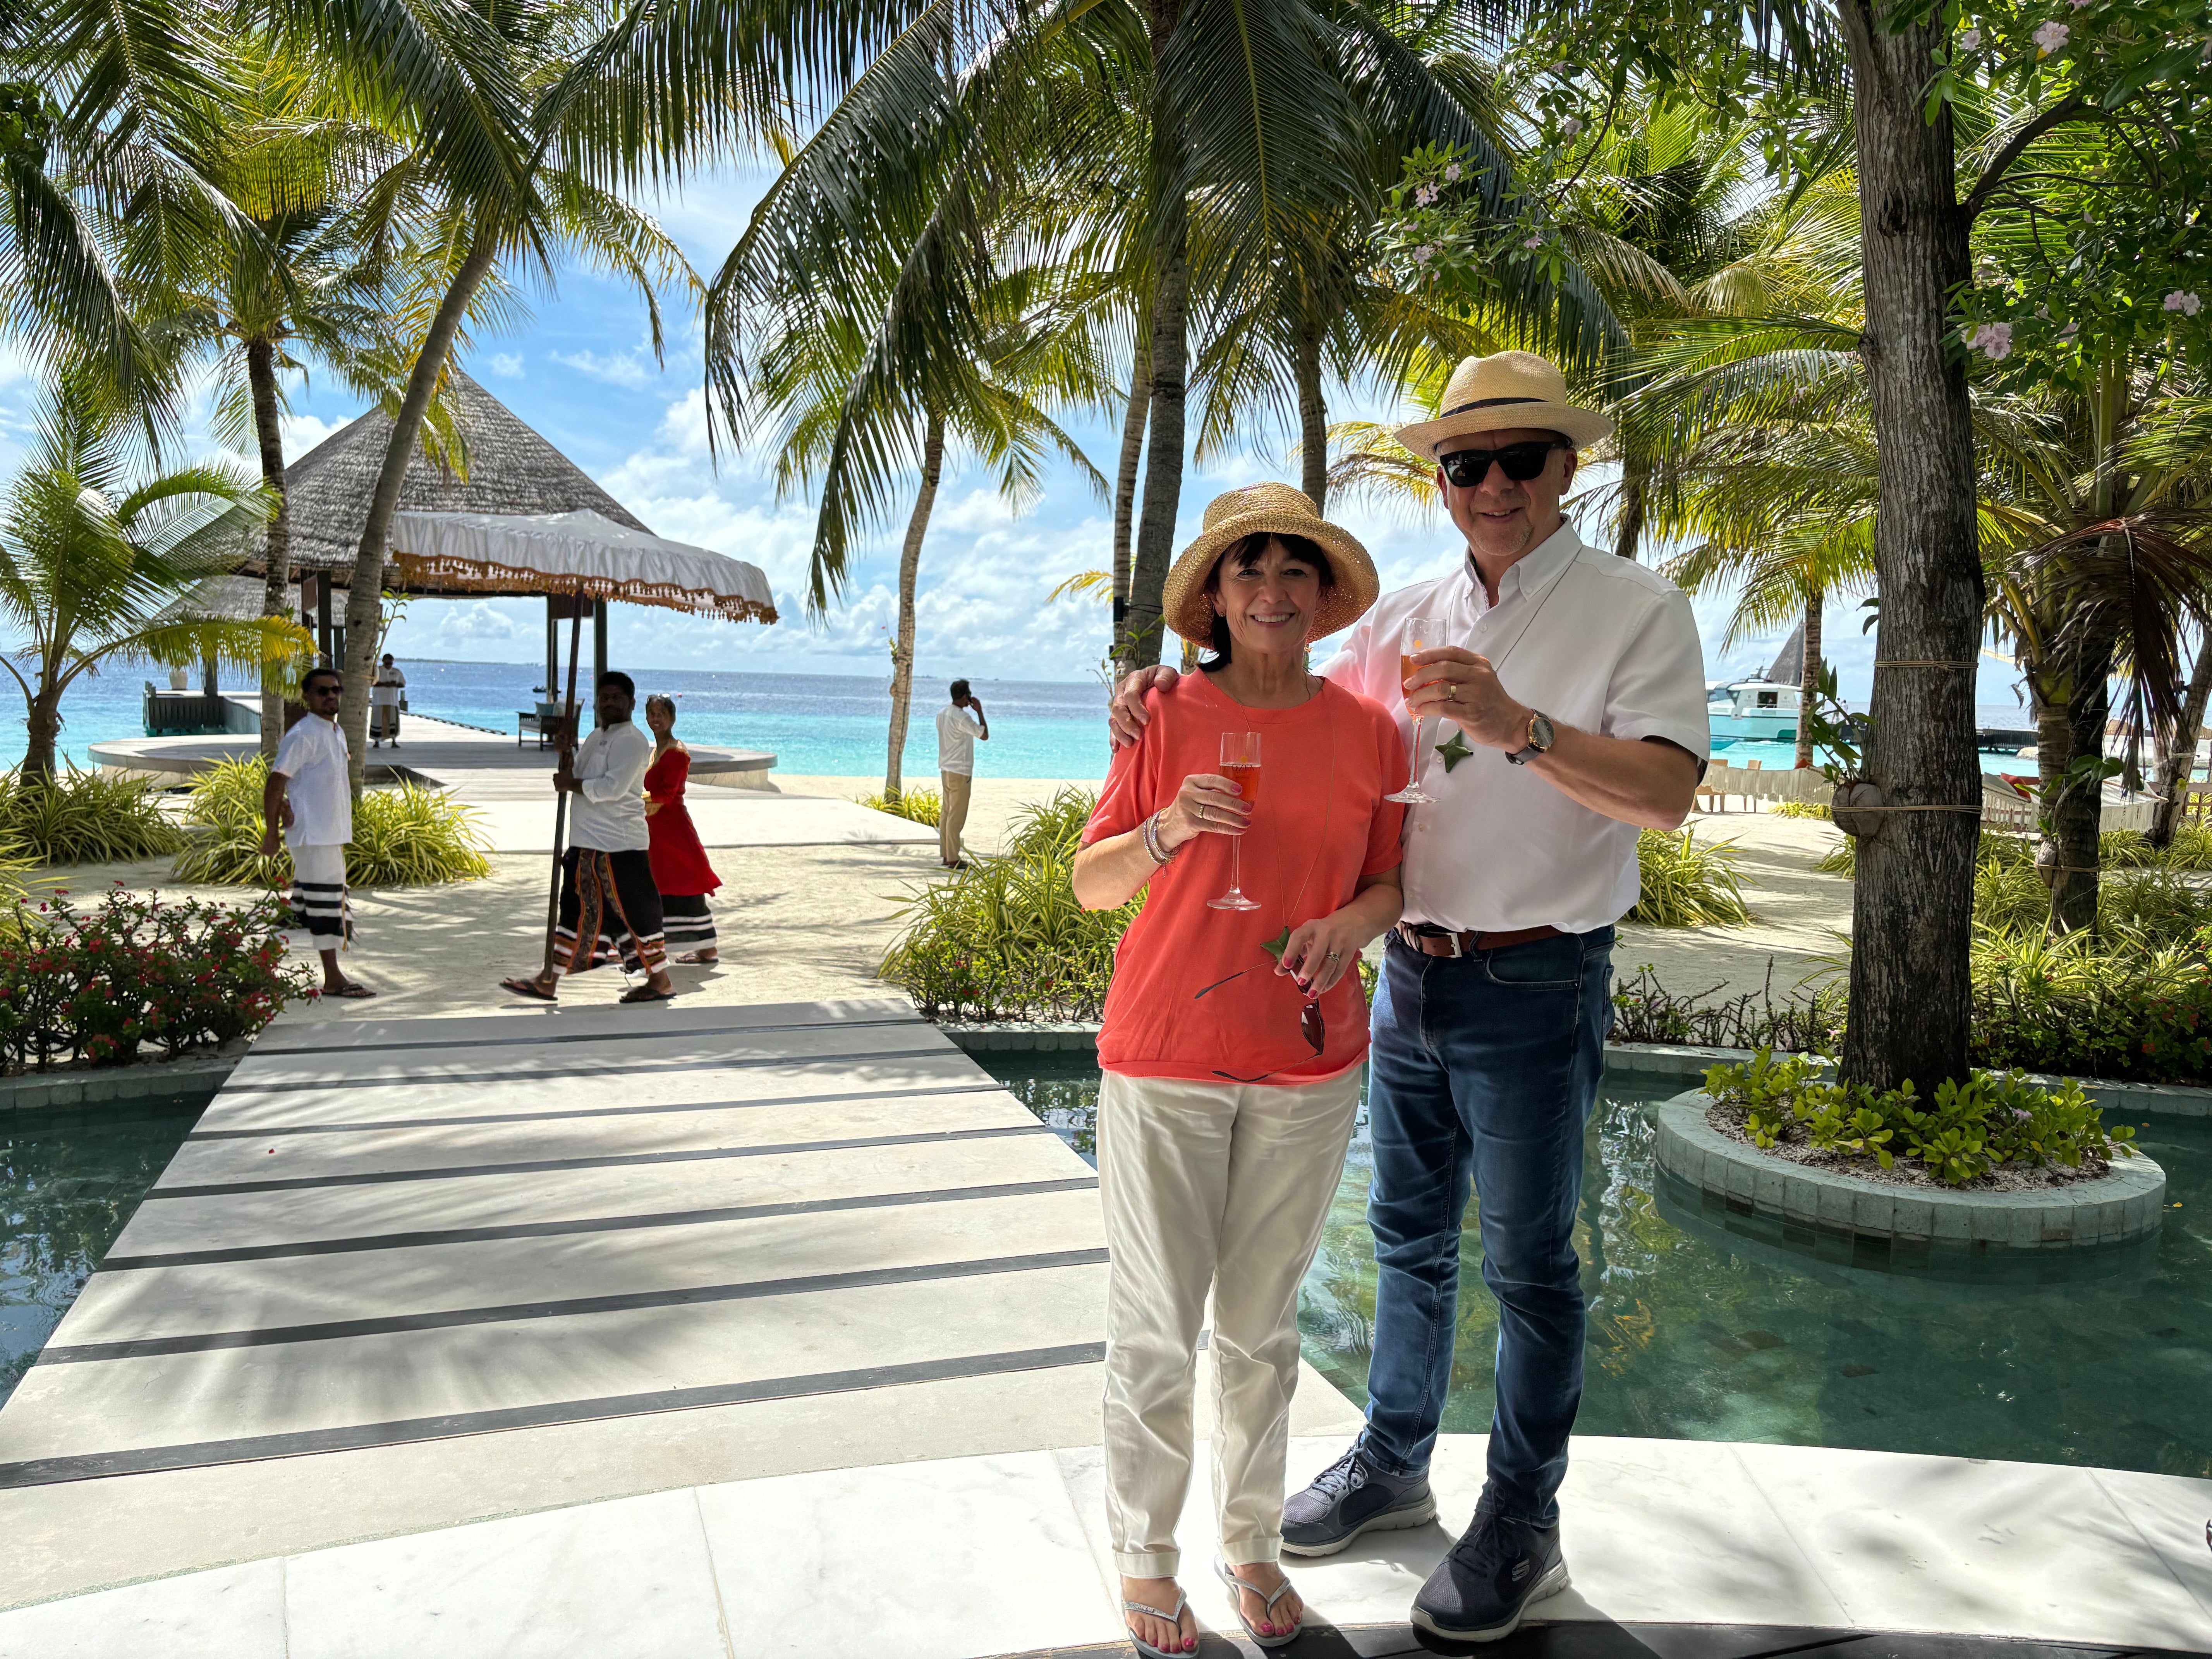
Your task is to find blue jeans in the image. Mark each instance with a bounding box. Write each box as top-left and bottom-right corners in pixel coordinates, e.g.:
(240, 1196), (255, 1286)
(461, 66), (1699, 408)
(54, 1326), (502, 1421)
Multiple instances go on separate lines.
(1357, 926), (1614, 1526)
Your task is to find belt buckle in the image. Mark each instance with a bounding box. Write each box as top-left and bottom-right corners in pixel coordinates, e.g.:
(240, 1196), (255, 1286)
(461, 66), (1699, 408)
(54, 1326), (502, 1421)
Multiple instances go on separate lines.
(1439, 931), (1464, 958)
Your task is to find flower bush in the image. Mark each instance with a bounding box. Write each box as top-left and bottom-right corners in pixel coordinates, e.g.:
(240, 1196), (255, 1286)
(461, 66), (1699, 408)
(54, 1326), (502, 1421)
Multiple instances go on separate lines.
(0, 884), (312, 1073)
(1703, 1047), (2137, 1188)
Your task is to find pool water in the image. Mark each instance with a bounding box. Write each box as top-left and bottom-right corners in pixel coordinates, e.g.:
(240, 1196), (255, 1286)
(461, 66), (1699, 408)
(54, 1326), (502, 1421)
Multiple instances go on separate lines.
(0, 1104), (201, 1406)
(981, 1054), (2212, 1479)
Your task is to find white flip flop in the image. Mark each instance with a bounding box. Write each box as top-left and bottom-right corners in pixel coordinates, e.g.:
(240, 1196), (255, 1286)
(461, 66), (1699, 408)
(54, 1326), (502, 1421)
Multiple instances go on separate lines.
(1121, 1588), (1190, 1658)
(1214, 1558), (1302, 1648)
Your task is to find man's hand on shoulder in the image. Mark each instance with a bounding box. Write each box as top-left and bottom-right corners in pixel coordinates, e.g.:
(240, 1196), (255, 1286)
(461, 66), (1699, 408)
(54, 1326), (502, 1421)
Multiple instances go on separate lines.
(1107, 665), (1180, 748)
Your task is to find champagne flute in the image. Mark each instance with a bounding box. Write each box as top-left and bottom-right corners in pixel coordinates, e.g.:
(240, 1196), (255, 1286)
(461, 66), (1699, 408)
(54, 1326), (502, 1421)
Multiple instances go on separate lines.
(1386, 615), (1444, 805)
(1207, 731), (1262, 912)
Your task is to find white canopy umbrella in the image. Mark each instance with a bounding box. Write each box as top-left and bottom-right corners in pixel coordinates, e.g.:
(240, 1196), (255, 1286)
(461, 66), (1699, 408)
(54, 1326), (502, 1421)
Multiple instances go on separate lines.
(388, 508), (776, 623)
(384, 508), (777, 979)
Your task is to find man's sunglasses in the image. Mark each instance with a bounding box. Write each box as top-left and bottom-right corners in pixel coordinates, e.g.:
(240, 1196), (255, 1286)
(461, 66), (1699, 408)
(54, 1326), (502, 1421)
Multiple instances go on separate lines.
(1437, 440), (1566, 489)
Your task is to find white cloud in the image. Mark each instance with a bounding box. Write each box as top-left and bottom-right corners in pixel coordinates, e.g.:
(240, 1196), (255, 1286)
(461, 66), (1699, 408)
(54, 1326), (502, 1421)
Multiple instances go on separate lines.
(434, 601), (528, 645)
(487, 352), (526, 379)
(553, 345), (656, 389)
(281, 411), (345, 458)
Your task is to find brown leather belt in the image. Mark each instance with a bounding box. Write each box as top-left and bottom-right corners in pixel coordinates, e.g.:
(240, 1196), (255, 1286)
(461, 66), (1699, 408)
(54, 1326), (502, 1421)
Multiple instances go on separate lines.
(1395, 922), (1563, 959)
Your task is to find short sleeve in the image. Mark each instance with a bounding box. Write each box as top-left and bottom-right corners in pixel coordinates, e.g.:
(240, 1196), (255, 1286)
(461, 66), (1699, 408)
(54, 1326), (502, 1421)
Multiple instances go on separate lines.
(1320, 613), (1384, 706)
(271, 720), (311, 779)
(1601, 587), (1711, 764)
(1083, 691), (1164, 845)
(1361, 702), (1409, 876)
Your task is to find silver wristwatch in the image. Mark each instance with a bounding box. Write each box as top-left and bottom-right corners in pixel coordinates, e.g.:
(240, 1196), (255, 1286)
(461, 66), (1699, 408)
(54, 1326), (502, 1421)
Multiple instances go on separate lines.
(1506, 710), (1556, 766)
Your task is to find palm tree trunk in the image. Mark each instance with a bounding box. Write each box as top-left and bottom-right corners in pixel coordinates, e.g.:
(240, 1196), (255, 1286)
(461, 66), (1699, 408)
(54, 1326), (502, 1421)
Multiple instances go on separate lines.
(340, 224), (500, 795)
(247, 338), (292, 759)
(1836, 0), (1984, 1094)
(2150, 630), (2212, 846)
(1795, 587), (1823, 770)
(1611, 454), (1648, 561)
(884, 410), (945, 802)
(22, 682), (62, 782)
(1122, 0), (1188, 671)
(1111, 338), (1150, 669)
(1295, 311), (1326, 512)
(2043, 639), (2112, 933)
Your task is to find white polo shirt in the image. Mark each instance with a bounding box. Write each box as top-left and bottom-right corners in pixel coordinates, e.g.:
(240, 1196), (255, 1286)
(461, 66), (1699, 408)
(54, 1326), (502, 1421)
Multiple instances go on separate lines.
(1323, 521), (1709, 934)
(936, 703), (982, 777)
(271, 713), (352, 848)
(568, 721), (652, 852)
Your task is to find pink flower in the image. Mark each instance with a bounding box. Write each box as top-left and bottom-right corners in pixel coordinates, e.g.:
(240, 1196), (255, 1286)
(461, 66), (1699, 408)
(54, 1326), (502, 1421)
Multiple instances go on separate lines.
(1560, 117), (1584, 138)
(1960, 26), (1983, 46)
(2033, 19), (2069, 52)
(1523, 234), (1544, 249)
(1964, 321), (2014, 360)
(2165, 290), (2203, 316)
(1413, 244), (1436, 265)
(1414, 184), (1439, 206)
(1444, 163), (1462, 182)
(2059, 319), (2080, 341)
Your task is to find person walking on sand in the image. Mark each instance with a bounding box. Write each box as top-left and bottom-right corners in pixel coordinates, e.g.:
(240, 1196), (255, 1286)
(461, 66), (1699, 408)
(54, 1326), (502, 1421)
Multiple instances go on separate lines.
(1073, 484), (1408, 1657)
(642, 693), (722, 964)
(370, 653), (406, 747)
(1109, 353), (1709, 1644)
(934, 679), (988, 868)
(259, 666), (374, 999)
(501, 671), (678, 1005)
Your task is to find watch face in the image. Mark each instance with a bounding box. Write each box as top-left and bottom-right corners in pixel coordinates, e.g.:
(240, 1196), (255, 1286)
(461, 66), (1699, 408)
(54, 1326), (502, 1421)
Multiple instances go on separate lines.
(1533, 712), (1555, 750)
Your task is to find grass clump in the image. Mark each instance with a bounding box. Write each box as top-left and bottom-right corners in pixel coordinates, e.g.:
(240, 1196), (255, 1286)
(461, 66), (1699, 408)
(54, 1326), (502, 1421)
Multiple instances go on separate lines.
(878, 787), (1133, 1021)
(1767, 799), (1831, 821)
(1704, 1048), (2136, 1188)
(0, 767), (184, 864)
(172, 756), (490, 888)
(1629, 828), (1753, 927)
(1612, 960), (1844, 1051)
(855, 787), (942, 827)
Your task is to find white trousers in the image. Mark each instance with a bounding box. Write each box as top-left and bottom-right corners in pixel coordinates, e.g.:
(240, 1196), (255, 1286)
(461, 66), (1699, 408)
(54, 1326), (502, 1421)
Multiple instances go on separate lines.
(1097, 1067), (1362, 1578)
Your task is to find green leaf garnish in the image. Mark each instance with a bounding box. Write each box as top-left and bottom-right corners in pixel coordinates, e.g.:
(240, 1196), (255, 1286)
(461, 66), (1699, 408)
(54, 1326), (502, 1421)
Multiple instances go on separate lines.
(1261, 925), (1291, 962)
(1437, 726), (1475, 772)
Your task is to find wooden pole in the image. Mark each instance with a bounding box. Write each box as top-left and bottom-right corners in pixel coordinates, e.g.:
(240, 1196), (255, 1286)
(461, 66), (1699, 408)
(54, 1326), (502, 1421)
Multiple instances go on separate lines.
(541, 586), (587, 977)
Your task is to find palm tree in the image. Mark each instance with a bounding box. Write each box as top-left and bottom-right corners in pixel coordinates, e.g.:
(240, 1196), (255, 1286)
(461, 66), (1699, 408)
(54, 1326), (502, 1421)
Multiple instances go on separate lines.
(0, 383), (305, 780)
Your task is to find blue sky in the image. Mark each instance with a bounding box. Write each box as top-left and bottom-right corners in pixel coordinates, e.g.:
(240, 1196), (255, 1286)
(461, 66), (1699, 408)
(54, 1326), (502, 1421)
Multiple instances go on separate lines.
(0, 161), (2031, 714)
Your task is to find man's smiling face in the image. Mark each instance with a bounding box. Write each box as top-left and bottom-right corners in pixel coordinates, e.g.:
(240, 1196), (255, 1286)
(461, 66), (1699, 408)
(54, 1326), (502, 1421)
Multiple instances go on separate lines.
(1436, 426), (1577, 565)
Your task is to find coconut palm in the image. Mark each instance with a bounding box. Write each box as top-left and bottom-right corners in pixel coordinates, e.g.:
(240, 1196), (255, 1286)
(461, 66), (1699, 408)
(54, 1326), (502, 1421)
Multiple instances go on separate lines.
(0, 383), (306, 780)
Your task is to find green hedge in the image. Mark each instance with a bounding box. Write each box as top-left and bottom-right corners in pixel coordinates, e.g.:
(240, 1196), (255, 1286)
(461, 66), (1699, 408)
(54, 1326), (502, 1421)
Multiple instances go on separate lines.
(171, 756), (491, 888)
(0, 768), (184, 864)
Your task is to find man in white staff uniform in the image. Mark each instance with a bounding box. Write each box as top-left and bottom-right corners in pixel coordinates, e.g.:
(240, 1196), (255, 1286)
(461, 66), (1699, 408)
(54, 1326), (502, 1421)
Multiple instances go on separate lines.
(934, 678), (989, 869)
(1110, 351), (1708, 1642)
(259, 665), (374, 999)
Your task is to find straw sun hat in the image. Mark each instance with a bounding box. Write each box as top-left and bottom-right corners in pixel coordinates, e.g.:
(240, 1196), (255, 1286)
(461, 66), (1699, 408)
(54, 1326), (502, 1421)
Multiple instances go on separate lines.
(1393, 349), (1614, 459)
(1160, 482), (1380, 647)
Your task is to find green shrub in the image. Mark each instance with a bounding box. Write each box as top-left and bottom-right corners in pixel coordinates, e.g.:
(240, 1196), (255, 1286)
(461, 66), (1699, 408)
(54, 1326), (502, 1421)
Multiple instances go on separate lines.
(0, 886), (312, 1072)
(1767, 799), (1832, 821)
(1970, 924), (2212, 1083)
(878, 787), (1134, 1020)
(1629, 829), (1753, 927)
(172, 755), (490, 888)
(1817, 828), (2033, 879)
(0, 767), (184, 864)
(1612, 960), (1845, 1051)
(855, 787), (943, 827)
(2160, 821), (2212, 870)
(1704, 1047), (2136, 1187)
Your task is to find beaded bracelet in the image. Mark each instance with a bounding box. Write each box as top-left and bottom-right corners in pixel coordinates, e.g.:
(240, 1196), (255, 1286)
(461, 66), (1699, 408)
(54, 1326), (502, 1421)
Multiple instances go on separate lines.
(1140, 810), (1178, 867)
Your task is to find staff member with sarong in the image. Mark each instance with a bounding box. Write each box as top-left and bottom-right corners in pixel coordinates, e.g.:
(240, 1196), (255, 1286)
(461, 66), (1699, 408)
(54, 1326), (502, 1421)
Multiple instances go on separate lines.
(260, 666), (374, 998)
(642, 693), (721, 963)
(1071, 483), (1407, 1657)
(370, 653), (406, 747)
(501, 671), (677, 1005)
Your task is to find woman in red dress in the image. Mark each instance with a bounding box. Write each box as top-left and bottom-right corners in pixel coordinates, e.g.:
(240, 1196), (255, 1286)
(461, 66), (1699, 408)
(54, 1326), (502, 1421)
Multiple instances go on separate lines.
(642, 695), (722, 963)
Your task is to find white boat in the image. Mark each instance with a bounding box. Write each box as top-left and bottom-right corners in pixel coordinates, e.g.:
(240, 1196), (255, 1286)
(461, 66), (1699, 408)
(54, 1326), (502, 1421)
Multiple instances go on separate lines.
(1708, 678), (1802, 747)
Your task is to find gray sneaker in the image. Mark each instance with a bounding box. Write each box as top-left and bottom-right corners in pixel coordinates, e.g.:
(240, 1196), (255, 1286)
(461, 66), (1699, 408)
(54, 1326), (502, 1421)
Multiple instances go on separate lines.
(1280, 1444), (1437, 1557)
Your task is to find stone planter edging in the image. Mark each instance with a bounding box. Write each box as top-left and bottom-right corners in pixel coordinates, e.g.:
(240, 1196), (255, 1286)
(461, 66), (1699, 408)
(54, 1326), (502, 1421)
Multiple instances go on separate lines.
(1652, 1088), (2168, 1251)
(0, 1044), (244, 1115)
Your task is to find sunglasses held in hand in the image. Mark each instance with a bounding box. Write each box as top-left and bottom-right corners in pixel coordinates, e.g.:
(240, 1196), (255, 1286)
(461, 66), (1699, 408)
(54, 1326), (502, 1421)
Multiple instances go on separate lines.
(1437, 440), (1567, 489)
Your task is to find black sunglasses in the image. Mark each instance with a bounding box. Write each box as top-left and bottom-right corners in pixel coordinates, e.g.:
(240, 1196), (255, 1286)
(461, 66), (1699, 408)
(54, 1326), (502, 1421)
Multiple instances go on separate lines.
(1438, 440), (1566, 489)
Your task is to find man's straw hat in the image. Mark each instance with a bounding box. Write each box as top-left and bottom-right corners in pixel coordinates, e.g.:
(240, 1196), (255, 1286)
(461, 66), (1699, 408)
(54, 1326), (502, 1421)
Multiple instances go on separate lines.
(1160, 483), (1380, 647)
(1393, 350), (1613, 458)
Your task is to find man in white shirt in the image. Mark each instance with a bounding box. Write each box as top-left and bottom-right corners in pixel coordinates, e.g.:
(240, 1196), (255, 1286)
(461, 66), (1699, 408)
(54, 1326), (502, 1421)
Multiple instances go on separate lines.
(1109, 352), (1707, 1642)
(500, 670), (676, 1004)
(370, 653), (406, 747)
(259, 666), (373, 998)
(934, 679), (989, 868)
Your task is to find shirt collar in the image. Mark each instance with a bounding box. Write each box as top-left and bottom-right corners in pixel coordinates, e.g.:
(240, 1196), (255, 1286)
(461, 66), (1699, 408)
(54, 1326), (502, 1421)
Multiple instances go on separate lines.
(1461, 519), (1585, 611)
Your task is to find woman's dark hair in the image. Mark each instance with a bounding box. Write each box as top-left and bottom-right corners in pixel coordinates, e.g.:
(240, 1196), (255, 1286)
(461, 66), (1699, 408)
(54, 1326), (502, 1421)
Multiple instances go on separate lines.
(644, 693), (677, 722)
(1199, 532), (1335, 672)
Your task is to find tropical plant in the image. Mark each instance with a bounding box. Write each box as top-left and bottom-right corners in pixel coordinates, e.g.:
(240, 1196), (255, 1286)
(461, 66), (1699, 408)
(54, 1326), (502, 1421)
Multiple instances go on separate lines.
(172, 754), (489, 887)
(1970, 923), (2212, 1084)
(1768, 799), (1832, 820)
(1628, 828), (1754, 926)
(1611, 958), (1845, 1051)
(878, 787), (1136, 1022)
(0, 766), (183, 863)
(0, 384), (305, 781)
(855, 787), (942, 828)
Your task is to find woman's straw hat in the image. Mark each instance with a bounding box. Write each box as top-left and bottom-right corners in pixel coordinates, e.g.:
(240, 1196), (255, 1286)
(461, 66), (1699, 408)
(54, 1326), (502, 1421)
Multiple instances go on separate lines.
(1160, 482), (1380, 646)
(1393, 350), (1614, 458)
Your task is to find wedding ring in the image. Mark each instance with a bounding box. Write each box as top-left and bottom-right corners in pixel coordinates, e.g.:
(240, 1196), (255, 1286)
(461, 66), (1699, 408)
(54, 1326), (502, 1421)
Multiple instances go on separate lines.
(1325, 950), (1342, 961)
(1446, 684), (1459, 702)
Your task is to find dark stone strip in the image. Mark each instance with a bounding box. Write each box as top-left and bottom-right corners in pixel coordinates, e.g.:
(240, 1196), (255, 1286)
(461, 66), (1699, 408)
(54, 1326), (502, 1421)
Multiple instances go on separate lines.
(40, 1249), (1109, 1363)
(244, 1015), (925, 1060)
(148, 1123), (1052, 1199)
(0, 1342), (1109, 1489)
(215, 1044), (958, 1094)
(97, 1176), (1101, 1269)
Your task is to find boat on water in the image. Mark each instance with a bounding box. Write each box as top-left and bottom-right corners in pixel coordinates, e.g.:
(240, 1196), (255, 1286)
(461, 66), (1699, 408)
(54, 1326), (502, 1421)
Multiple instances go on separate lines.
(1708, 678), (1801, 747)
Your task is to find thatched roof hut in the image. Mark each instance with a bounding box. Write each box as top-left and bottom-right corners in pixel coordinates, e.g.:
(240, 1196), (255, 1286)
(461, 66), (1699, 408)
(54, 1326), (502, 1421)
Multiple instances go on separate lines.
(246, 370), (651, 592)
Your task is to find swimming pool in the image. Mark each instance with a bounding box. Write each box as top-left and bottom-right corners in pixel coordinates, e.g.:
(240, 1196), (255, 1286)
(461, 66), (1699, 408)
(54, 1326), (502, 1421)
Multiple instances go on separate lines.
(979, 1053), (2212, 1479)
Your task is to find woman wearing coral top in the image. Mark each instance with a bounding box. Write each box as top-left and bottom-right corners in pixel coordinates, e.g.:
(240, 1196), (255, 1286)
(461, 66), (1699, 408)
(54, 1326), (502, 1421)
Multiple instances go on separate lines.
(642, 695), (721, 963)
(1072, 483), (1407, 1656)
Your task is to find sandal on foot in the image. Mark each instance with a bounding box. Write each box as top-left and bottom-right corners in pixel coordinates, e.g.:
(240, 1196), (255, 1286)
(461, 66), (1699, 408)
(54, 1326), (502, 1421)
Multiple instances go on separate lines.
(1214, 1559), (1302, 1649)
(674, 950), (717, 965)
(323, 982), (376, 999)
(620, 984), (677, 1003)
(1121, 1590), (1190, 1659)
(500, 977), (556, 1002)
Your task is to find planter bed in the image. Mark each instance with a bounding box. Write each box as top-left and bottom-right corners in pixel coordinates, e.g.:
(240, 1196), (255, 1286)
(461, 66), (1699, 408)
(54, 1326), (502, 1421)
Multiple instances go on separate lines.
(1652, 1087), (2168, 1254)
(0, 1039), (247, 1114)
